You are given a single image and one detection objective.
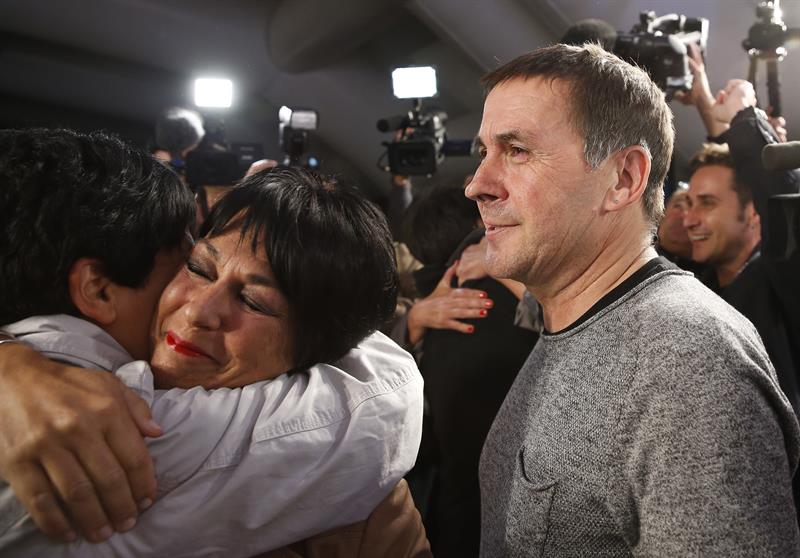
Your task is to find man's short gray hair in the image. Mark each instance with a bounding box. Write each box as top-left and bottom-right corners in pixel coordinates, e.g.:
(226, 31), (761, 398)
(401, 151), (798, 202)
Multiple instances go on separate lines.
(481, 43), (675, 234)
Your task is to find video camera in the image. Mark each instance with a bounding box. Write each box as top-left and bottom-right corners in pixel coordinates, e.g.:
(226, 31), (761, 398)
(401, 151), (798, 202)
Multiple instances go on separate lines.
(742, 0), (800, 117)
(762, 142), (800, 262)
(614, 11), (708, 99)
(744, 1), (800, 57)
(279, 105), (320, 169)
(377, 66), (473, 176)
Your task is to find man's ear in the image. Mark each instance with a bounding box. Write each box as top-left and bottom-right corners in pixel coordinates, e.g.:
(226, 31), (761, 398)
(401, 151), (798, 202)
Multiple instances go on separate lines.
(744, 201), (762, 232)
(67, 258), (118, 325)
(601, 145), (651, 213)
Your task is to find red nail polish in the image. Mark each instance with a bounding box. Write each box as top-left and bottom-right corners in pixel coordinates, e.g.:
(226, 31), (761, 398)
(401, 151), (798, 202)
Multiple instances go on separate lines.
(484, 301), (493, 308)
(479, 309), (487, 316)
(478, 292), (486, 298)
(467, 325), (475, 333)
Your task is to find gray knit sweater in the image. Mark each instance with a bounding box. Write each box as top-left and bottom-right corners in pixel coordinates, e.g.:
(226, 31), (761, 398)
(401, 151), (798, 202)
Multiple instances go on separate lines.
(479, 270), (800, 557)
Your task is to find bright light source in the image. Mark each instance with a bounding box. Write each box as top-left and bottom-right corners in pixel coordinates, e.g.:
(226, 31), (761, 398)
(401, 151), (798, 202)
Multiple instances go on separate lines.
(392, 66), (437, 99)
(278, 105), (293, 125)
(194, 78), (233, 108)
(279, 105), (318, 130)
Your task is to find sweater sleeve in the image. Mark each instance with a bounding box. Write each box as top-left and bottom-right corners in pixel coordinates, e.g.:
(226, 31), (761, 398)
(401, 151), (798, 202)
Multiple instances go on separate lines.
(617, 314), (800, 556)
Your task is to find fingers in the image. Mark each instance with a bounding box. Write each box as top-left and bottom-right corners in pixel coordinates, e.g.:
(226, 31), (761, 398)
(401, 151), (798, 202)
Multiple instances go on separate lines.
(686, 54), (701, 75)
(124, 388), (162, 439)
(57, 379), (155, 539)
(245, 159), (278, 177)
(770, 116), (787, 129)
(442, 289), (494, 325)
(433, 261), (459, 295)
(724, 78), (750, 92)
(721, 80), (756, 111)
(450, 287), (490, 300)
(77, 433), (143, 535)
(441, 304), (491, 334)
(443, 319), (476, 334)
(106, 416), (157, 516)
(7, 462), (76, 542)
(456, 238), (490, 286)
(120, 388), (159, 511)
(0, 355), (158, 542)
(41, 447), (114, 542)
(686, 42), (702, 63)
(441, 260), (459, 284)
(449, 307), (490, 320)
(723, 79), (754, 101)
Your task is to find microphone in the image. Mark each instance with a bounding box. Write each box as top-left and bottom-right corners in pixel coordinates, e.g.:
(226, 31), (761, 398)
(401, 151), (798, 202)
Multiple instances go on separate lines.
(762, 142), (800, 171)
(561, 19), (618, 51)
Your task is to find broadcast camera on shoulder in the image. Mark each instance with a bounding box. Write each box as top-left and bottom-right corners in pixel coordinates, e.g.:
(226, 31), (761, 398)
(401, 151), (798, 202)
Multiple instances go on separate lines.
(613, 11), (709, 100)
(742, 0), (800, 117)
(278, 105), (320, 169)
(376, 66), (473, 177)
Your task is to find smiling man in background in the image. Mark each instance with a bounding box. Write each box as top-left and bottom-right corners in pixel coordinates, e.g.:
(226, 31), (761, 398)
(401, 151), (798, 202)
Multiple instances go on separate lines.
(683, 79), (800, 418)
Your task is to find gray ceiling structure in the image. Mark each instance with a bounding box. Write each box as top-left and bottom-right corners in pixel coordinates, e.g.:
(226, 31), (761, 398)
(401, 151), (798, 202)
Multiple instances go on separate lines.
(2, 0), (799, 199)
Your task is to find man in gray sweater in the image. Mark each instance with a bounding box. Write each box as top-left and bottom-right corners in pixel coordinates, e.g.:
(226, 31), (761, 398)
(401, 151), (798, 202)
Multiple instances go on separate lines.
(465, 43), (800, 556)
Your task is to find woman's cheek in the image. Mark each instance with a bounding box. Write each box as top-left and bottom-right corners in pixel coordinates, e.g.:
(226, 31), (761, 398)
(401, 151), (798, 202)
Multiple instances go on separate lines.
(157, 272), (193, 320)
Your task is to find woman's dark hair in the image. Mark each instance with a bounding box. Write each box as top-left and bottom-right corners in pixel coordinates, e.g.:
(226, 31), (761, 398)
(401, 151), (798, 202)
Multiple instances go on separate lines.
(201, 166), (398, 369)
(403, 185), (480, 266)
(0, 128), (196, 325)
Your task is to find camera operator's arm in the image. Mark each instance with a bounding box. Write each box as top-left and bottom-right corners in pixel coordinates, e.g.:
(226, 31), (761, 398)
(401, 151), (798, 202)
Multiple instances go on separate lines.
(713, 79), (800, 249)
(674, 43), (729, 138)
(0, 343), (160, 543)
(405, 263), (493, 346)
(388, 175), (413, 239)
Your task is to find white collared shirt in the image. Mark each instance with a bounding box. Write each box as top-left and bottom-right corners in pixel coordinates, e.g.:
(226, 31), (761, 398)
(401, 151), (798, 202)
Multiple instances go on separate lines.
(0, 314), (423, 557)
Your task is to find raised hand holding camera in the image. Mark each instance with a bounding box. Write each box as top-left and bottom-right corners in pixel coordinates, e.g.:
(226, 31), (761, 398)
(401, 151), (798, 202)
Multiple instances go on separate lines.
(711, 79), (758, 127)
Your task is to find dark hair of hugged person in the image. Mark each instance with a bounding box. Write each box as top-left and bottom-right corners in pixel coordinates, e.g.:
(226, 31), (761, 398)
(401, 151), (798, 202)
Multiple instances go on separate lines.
(0, 128), (196, 325)
(201, 166), (398, 370)
(403, 185), (480, 267)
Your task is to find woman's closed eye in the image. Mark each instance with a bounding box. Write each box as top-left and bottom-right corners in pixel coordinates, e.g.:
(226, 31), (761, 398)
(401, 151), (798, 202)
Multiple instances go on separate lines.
(187, 259), (214, 281)
(240, 293), (270, 315)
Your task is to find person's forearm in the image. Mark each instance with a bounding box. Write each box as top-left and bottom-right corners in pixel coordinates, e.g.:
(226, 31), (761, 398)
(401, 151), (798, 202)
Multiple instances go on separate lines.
(720, 107), (800, 248)
(405, 304), (426, 346)
(697, 103), (729, 138)
(387, 177), (413, 239)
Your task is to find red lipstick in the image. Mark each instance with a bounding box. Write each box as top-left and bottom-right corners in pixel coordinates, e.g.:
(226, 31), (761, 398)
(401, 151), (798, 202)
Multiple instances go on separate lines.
(166, 331), (213, 359)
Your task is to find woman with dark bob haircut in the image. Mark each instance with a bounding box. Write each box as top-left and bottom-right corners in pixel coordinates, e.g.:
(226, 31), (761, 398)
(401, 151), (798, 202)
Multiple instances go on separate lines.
(206, 166), (398, 372)
(2, 163), (424, 556)
(149, 165), (401, 389)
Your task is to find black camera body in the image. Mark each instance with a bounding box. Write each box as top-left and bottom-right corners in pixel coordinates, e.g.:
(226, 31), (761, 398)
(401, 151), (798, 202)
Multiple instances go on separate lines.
(382, 108), (446, 176)
(744, 2), (800, 56)
(614, 11), (708, 97)
(278, 106), (320, 169)
(378, 103), (472, 176)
